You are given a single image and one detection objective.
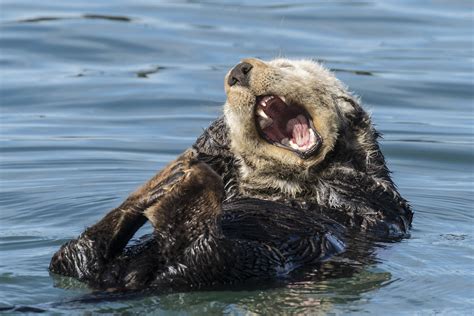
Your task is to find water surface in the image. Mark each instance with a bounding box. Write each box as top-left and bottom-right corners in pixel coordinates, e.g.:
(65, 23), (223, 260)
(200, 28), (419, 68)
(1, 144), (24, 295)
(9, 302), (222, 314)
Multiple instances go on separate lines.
(1, 0), (473, 314)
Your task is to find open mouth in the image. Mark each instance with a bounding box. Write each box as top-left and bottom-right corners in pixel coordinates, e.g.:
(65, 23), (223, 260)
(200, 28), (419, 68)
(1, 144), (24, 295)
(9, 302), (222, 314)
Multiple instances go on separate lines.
(255, 95), (322, 159)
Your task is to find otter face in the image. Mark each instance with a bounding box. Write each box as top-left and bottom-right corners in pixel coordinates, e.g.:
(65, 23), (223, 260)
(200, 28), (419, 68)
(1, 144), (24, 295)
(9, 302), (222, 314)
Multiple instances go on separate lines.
(224, 58), (346, 176)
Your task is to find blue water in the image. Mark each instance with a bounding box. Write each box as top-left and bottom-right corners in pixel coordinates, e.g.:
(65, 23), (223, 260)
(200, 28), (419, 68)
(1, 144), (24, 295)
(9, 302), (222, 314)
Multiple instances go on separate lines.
(1, 0), (473, 314)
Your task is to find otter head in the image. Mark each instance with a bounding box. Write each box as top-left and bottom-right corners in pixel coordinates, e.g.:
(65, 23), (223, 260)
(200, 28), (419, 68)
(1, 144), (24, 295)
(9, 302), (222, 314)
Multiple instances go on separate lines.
(223, 58), (351, 196)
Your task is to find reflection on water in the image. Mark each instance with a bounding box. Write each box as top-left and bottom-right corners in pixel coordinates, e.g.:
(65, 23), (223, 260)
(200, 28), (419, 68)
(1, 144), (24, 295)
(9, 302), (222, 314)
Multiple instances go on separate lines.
(43, 251), (390, 315)
(0, 0), (473, 314)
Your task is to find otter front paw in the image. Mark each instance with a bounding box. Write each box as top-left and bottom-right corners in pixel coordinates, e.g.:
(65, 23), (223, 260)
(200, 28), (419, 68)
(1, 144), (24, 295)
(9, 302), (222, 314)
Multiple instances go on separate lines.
(141, 150), (224, 238)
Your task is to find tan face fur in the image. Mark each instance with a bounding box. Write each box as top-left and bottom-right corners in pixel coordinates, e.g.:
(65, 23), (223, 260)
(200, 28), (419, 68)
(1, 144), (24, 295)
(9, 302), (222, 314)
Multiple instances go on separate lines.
(223, 58), (351, 196)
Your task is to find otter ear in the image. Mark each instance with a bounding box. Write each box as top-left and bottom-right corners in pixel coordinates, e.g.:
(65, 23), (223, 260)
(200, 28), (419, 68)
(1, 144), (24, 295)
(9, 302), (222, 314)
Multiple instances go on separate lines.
(332, 94), (363, 116)
(331, 93), (366, 129)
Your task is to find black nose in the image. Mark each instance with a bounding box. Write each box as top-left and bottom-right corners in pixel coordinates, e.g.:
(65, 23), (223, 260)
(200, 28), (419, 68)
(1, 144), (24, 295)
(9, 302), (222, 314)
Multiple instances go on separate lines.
(227, 62), (253, 87)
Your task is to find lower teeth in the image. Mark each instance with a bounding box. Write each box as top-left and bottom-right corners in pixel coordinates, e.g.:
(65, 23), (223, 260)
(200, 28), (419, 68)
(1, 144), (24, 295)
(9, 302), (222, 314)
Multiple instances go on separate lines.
(282, 129), (316, 151)
(289, 139), (300, 150)
(259, 117), (273, 129)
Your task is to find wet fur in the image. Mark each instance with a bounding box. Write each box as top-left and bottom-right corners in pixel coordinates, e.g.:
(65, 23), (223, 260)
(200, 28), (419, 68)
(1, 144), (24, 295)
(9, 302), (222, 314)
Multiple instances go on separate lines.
(50, 58), (412, 291)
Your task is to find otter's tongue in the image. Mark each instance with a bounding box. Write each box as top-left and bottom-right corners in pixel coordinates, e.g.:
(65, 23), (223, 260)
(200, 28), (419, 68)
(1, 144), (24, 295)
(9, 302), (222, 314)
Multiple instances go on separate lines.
(286, 115), (311, 147)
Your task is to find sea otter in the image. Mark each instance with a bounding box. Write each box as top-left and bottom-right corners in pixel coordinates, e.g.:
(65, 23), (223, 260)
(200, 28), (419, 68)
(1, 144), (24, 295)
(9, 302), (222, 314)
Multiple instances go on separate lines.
(49, 58), (412, 291)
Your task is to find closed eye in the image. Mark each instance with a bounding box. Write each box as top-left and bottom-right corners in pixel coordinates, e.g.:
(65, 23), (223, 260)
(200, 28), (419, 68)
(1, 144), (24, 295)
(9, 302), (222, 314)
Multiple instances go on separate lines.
(279, 63), (294, 69)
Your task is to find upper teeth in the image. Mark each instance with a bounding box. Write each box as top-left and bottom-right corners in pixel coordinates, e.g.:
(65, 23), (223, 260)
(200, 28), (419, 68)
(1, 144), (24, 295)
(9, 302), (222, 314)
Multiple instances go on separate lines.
(257, 108), (269, 119)
(257, 107), (273, 129)
(259, 95), (274, 107)
(258, 95), (287, 108)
